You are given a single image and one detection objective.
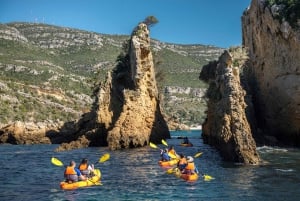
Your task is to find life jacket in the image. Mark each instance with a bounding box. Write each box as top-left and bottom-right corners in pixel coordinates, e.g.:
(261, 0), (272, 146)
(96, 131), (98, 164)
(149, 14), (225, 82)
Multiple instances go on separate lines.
(168, 149), (176, 156)
(78, 164), (89, 175)
(178, 157), (187, 165)
(65, 166), (77, 175)
(178, 157), (187, 170)
(79, 164), (88, 171)
(185, 162), (195, 170)
(64, 166), (78, 182)
(162, 152), (170, 161)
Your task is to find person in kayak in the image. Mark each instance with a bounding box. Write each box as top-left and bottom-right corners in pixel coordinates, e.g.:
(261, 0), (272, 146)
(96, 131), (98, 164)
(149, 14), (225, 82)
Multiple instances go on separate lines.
(182, 156), (198, 174)
(168, 145), (178, 158)
(64, 160), (87, 183)
(78, 158), (94, 177)
(177, 154), (187, 171)
(183, 136), (190, 144)
(161, 148), (171, 161)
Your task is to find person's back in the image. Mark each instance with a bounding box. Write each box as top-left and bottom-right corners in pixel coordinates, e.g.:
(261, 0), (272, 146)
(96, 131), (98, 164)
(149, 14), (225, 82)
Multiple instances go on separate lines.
(168, 145), (177, 156)
(65, 161), (79, 183)
(177, 154), (187, 170)
(182, 156), (196, 174)
(78, 158), (94, 177)
(161, 149), (170, 161)
(183, 137), (189, 144)
(65, 160), (86, 183)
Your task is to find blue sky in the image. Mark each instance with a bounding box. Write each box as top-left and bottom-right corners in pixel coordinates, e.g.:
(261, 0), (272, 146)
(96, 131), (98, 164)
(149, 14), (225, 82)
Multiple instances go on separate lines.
(0, 0), (251, 48)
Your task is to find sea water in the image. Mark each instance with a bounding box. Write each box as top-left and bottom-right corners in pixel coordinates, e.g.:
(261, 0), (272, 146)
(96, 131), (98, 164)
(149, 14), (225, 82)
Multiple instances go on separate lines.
(0, 130), (299, 201)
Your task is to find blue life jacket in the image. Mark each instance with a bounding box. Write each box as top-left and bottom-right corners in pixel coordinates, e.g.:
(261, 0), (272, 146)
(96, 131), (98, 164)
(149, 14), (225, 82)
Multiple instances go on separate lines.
(162, 152), (170, 161)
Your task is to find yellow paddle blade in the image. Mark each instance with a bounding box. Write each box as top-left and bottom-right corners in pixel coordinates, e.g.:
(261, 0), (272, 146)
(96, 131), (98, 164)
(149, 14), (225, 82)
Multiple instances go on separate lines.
(161, 139), (168, 146)
(99, 153), (110, 163)
(149, 142), (158, 149)
(203, 174), (214, 181)
(51, 157), (64, 166)
(194, 152), (203, 158)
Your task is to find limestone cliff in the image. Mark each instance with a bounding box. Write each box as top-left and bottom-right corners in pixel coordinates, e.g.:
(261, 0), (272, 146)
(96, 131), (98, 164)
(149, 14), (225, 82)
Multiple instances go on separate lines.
(94, 23), (170, 150)
(200, 50), (260, 164)
(0, 22), (170, 150)
(242, 0), (300, 145)
(0, 121), (66, 144)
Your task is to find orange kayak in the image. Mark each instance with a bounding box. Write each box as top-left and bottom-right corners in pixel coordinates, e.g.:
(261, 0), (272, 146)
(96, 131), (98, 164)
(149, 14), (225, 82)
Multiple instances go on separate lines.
(180, 143), (193, 147)
(174, 168), (199, 181)
(180, 173), (199, 181)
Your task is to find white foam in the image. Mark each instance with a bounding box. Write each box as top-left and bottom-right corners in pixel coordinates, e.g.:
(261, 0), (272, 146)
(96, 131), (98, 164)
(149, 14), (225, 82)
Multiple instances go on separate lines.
(275, 168), (294, 172)
(257, 145), (288, 153)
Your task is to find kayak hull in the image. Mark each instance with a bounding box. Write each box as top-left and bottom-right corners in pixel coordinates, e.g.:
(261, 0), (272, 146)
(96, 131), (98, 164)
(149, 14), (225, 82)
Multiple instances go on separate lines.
(180, 173), (198, 181)
(158, 159), (178, 167)
(174, 168), (199, 181)
(60, 169), (101, 190)
(180, 143), (193, 147)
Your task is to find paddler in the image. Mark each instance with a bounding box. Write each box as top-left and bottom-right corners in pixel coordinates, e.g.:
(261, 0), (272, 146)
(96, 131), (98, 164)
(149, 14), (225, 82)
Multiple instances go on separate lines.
(78, 158), (95, 177)
(161, 148), (171, 161)
(177, 154), (187, 171)
(168, 145), (178, 158)
(64, 160), (87, 183)
(182, 156), (198, 174)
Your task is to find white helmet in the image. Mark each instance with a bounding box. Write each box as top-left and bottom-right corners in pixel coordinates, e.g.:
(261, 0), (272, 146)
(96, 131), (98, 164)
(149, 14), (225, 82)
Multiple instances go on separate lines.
(187, 156), (194, 162)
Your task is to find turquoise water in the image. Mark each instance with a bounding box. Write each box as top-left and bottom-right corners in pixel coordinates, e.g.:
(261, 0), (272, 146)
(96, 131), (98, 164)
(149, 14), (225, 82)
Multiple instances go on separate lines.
(0, 130), (300, 201)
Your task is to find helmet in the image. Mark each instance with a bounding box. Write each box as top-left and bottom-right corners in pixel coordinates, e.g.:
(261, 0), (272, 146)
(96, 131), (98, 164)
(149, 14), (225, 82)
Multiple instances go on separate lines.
(187, 156), (194, 162)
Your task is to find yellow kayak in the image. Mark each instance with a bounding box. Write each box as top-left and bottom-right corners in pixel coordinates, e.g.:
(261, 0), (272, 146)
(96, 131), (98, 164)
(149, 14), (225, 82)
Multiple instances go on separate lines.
(158, 159), (179, 167)
(60, 169), (101, 190)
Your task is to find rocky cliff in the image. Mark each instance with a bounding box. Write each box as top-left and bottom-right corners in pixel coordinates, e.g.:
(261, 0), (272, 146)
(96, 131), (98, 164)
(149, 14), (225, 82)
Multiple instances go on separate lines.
(200, 50), (260, 164)
(54, 22), (170, 151)
(242, 0), (300, 145)
(98, 23), (170, 150)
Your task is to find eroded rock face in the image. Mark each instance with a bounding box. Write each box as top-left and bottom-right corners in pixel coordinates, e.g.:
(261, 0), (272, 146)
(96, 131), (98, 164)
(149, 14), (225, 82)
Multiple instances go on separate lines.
(200, 50), (260, 164)
(95, 23), (170, 150)
(0, 23), (170, 151)
(242, 0), (300, 145)
(0, 121), (63, 144)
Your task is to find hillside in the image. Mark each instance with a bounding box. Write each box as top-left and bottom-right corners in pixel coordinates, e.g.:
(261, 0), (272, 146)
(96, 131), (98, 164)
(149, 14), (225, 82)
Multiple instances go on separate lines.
(0, 22), (224, 127)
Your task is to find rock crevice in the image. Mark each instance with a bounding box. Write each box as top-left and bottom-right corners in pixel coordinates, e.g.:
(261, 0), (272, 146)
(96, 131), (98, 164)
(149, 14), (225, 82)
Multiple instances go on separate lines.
(200, 50), (260, 164)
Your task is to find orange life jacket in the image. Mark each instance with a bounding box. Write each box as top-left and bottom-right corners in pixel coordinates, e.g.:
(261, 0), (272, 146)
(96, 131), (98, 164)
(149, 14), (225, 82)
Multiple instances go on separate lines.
(65, 166), (76, 175)
(78, 163), (90, 176)
(79, 163), (88, 171)
(178, 158), (187, 165)
(185, 162), (195, 170)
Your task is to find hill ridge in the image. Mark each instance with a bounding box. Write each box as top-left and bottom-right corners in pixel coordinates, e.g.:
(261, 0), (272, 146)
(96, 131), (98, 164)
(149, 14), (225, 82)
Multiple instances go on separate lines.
(0, 21), (224, 127)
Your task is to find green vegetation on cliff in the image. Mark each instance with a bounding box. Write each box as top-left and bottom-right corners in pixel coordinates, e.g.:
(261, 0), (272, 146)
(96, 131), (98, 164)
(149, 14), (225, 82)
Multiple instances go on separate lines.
(266, 0), (300, 28)
(0, 22), (224, 126)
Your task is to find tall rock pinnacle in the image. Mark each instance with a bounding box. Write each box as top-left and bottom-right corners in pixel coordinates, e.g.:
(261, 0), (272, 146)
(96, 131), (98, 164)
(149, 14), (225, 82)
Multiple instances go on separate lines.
(95, 23), (170, 150)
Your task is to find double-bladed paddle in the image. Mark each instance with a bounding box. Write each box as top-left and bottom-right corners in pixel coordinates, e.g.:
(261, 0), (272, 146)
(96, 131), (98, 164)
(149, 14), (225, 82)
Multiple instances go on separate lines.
(149, 142), (177, 159)
(51, 153), (110, 167)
